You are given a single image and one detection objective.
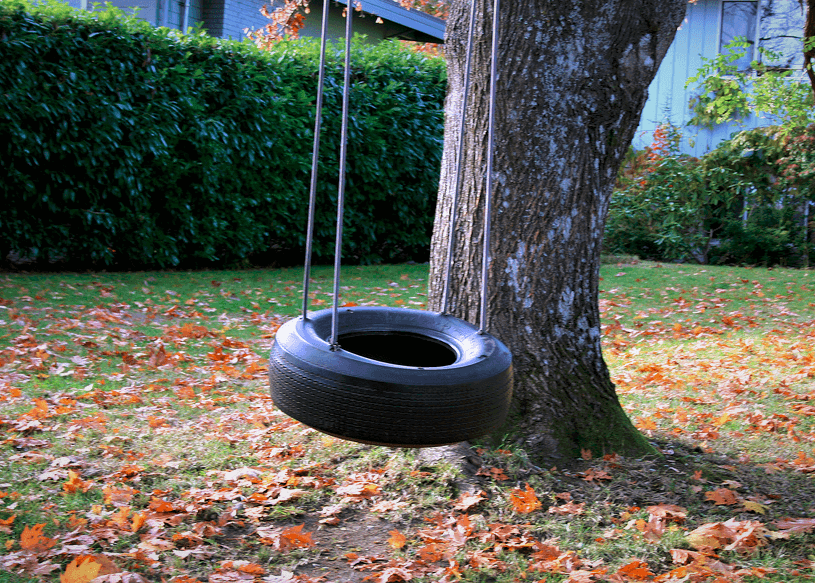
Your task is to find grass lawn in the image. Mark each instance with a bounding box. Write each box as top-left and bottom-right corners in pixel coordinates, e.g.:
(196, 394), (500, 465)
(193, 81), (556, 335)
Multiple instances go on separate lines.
(0, 260), (813, 582)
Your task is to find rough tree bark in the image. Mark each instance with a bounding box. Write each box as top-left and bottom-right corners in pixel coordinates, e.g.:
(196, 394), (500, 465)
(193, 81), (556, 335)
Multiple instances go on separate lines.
(428, 0), (687, 462)
(804, 0), (815, 97)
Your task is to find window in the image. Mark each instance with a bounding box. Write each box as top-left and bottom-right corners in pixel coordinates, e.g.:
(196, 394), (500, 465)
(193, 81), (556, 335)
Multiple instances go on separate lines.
(758, 0), (806, 69)
(720, 1), (758, 69)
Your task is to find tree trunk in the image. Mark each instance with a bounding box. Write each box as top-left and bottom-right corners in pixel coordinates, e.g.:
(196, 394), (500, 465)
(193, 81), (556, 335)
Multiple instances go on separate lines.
(804, 0), (815, 98)
(428, 0), (687, 463)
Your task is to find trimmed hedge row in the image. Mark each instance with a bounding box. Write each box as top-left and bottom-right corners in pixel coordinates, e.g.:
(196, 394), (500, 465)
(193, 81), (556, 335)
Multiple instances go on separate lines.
(0, 1), (446, 268)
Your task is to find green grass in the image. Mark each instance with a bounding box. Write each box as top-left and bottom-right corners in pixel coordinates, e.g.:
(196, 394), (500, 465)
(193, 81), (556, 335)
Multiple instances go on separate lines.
(1, 261), (814, 582)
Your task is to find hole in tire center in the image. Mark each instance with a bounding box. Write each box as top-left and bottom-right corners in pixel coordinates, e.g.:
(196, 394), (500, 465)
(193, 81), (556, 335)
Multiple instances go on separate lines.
(338, 331), (458, 367)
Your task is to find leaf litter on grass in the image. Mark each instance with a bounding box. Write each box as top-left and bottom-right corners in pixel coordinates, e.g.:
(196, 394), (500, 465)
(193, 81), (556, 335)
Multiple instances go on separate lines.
(1, 263), (814, 582)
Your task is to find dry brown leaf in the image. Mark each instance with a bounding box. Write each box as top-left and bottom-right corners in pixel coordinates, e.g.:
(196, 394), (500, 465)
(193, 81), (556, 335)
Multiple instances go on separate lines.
(686, 519), (769, 554)
(452, 490), (486, 512)
(548, 501), (585, 516)
(704, 487), (739, 506)
(774, 517), (815, 534)
(647, 504), (687, 523)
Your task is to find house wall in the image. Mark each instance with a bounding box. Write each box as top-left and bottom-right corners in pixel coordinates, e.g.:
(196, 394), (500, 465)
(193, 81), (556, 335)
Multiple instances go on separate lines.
(634, 0), (807, 156)
(217, 0), (269, 40)
(294, 2), (392, 43)
(66, 0), (438, 47)
(201, 0), (228, 36)
(214, 0), (405, 43)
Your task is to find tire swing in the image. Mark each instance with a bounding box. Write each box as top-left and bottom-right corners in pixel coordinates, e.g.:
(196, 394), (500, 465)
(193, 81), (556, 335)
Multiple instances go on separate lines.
(269, 0), (511, 447)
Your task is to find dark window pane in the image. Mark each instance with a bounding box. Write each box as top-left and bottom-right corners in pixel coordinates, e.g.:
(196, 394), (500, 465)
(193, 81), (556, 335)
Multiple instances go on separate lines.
(720, 1), (758, 69)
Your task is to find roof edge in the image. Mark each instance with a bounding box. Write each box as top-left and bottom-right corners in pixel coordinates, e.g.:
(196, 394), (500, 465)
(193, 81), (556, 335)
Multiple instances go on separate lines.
(334, 0), (445, 42)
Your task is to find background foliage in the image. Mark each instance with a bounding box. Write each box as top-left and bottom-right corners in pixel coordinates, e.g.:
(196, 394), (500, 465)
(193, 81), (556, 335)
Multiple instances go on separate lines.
(606, 123), (815, 267)
(0, 0), (446, 269)
(606, 36), (815, 268)
(685, 38), (815, 131)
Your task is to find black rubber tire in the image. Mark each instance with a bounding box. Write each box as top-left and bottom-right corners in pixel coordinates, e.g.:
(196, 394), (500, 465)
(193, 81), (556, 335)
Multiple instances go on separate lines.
(269, 306), (513, 447)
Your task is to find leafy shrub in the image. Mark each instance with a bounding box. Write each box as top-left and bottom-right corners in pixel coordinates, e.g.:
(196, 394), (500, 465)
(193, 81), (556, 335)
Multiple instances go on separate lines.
(606, 125), (815, 267)
(0, 0), (446, 269)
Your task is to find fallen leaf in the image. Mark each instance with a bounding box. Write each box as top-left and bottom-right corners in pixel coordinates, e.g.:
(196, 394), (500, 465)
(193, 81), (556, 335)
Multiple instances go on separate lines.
(741, 500), (767, 515)
(548, 501), (585, 516)
(617, 559), (654, 580)
(63, 470), (93, 494)
(20, 523), (57, 552)
(581, 467), (612, 482)
(60, 556), (101, 583)
(686, 519), (769, 554)
(704, 488), (739, 505)
(378, 566), (413, 582)
(387, 530), (407, 550)
(453, 491), (485, 512)
(60, 554), (120, 583)
(647, 504), (687, 524)
(476, 466), (509, 481)
(774, 517), (815, 534)
(509, 483), (541, 513)
(279, 524), (315, 551)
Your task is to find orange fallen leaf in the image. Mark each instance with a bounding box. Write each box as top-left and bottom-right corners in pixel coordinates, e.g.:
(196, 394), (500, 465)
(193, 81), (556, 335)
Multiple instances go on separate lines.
(103, 485), (137, 506)
(236, 562), (265, 575)
(641, 516), (666, 543)
(617, 559), (654, 580)
(417, 542), (447, 562)
(704, 488), (739, 506)
(60, 554), (120, 583)
(509, 483), (541, 513)
(147, 416), (169, 429)
(148, 497), (175, 513)
(20, 523), (57, 552)
(581, 467), (612, 482)
(131, 512), (146, 532)
(279, 524), (315, 551)
(111, 506), (131, 529)
(387, 530), (407, 550)
(63, 470), (93, 494)
(337, 481), (380, 499)
(686, 519), (769, 554)
(61, 556), (101, 583)
(476, 466), (509, 481)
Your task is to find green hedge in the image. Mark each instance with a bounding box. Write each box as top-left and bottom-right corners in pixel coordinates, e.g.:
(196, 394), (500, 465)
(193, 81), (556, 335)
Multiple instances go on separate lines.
(0, 1), (446, 269)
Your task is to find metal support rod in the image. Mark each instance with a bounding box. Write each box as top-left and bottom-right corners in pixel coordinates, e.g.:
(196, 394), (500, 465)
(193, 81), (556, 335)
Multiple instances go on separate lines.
(330, 1), (355, 349)
(301, 0), (331, 320)
(479, 0), (500, 334)
(441, 0), (478, 316)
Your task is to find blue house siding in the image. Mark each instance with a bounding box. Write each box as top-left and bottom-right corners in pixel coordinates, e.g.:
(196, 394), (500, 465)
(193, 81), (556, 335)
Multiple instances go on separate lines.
(218, 0), (269, 39)
(634, 0), (807, 156)
(69, 0), (443, 43)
